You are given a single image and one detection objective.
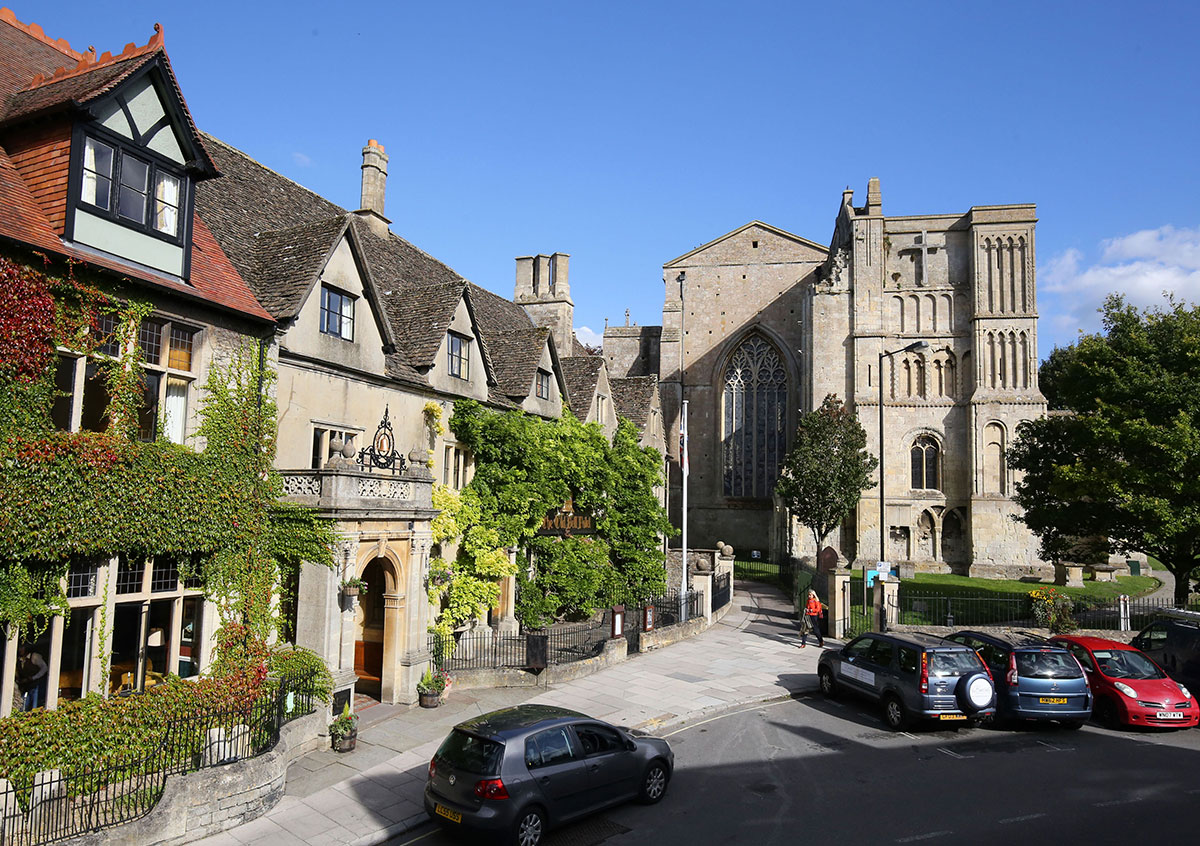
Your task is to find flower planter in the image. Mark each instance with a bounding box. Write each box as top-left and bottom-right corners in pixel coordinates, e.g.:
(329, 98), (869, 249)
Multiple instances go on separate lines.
(332, 729), (357, 752)
(342, 586), (359, 597)
(418, 690), (441, 708)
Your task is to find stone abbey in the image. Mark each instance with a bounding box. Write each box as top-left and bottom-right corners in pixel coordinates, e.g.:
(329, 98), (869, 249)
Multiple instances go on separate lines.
(603, 179), (1048, 578)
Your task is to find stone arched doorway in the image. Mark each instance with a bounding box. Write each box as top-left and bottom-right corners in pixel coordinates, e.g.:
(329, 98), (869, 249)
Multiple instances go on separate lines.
(354, 555), (403, 701)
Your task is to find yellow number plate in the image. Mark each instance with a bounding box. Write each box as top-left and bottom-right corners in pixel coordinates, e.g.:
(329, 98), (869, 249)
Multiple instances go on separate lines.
(435, 804), (462, 823)
(1039, 697), (1068, 705)
(939, 714), (967, 720)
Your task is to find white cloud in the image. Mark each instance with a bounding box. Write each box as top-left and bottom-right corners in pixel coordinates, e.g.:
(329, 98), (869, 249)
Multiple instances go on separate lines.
(1038, 225), (1200, 352)
(575, 326), (603, 348)
(292, 152), (313, 167)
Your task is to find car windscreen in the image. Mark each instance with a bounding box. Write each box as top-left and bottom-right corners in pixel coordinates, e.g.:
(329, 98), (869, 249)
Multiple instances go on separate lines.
(929, 650), (983, 676)
(1092, 649), (1166, 680)
(435, 729), (504, 775)
(1016, 650), (1083, 679)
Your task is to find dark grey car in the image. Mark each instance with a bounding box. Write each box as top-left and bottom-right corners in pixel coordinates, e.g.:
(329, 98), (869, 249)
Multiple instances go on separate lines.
(818, 632), (996, 730)
(424, 704), (674, 846)
(1131, 610), (1200, 693)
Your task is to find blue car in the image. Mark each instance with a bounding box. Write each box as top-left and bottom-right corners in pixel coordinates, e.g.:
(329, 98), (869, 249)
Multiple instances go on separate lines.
(945, 630), (1091, 728)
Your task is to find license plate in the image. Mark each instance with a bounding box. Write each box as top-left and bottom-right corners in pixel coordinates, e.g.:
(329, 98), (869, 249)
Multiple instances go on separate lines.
(939, 714), (967, 721)
(1039, 697), (1068, 705)
(435, 804), (462, 823)
(1156, 711), (1185, 720)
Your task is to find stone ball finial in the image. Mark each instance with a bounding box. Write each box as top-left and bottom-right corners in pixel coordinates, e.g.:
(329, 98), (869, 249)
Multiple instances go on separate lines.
(341, 440), (356, 459)
(721, 544), (733, 557)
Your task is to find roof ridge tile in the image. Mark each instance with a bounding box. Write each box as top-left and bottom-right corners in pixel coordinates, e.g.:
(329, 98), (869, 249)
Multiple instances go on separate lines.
(0, 7), (86, 61)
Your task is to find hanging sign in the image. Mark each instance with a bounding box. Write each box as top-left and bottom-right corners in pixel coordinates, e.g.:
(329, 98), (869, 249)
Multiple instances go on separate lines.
(536, 498), (595, 537)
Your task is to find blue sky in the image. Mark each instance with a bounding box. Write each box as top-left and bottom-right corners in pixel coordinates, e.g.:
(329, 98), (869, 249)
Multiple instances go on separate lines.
(26, 1), (1200, 357)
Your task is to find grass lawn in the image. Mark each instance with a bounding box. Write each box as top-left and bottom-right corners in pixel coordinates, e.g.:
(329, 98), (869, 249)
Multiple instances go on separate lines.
(907, 572), (1161, 602)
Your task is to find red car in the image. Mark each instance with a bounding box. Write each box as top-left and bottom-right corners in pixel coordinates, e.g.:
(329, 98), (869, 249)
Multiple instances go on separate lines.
(1051, 635), (1198, 729)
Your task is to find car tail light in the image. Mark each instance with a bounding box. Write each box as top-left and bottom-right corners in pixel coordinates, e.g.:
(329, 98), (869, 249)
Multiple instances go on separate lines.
(428, 757), (437, 779)
(920, 651), (929, 694)
(474, 778), (510, 800)
(1006, 652), (1018, 686)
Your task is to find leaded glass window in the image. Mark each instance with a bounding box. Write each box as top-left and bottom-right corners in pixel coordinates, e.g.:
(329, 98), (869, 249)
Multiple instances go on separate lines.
(911, 435), (940, 490)
(722, 335), (788, 498)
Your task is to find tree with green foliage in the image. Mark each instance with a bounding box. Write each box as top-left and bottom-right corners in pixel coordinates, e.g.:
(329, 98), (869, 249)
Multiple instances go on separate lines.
(430, 401), (671, 631)
(1009, 295), (1200, 604)
(775, 394), (878, 553)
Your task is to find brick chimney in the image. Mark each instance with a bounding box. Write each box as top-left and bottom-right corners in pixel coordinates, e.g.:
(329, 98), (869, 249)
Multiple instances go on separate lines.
(358, 139), (390, 236)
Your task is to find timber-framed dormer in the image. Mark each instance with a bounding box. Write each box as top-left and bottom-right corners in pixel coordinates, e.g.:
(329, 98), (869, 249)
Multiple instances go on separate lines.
(60, 54), (216, 281)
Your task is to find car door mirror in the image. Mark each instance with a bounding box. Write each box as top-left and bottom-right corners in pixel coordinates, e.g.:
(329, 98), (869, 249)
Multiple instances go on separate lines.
(626, 739), (637, 752)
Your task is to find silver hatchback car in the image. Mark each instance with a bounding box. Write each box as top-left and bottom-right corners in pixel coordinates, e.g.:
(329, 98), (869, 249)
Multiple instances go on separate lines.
(424, 704), (674, 846)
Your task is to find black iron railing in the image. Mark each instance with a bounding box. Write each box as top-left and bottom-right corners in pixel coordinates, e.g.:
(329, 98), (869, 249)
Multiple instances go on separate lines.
(0, 671), (319, 846)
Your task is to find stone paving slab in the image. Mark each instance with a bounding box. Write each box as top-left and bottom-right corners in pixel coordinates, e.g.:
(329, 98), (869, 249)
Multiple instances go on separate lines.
(200, 581), (825, 846)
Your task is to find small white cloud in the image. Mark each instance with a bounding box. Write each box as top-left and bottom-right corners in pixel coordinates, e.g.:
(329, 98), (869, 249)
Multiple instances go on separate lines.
(292, 152), (313, 167)
(1039, 225), (1200, 352)
(575, 326), (603, 348)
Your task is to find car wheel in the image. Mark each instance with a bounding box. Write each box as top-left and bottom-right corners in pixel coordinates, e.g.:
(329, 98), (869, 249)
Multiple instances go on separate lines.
(1060, 720), (1084, 731)
(883, 694), (908, 731)
(1095, 698), (1122, 731)
(819, 667), (838, 697)
(638, 759), (670, 804)
(511, 806), (546, 846)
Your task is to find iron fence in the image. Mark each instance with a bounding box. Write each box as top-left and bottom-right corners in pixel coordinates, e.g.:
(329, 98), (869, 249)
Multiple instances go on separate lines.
(898, 591), (1032, 628)
(0, 671), (318, 846)
(428, 629), (527, 671)
(713, 572), (731, 610)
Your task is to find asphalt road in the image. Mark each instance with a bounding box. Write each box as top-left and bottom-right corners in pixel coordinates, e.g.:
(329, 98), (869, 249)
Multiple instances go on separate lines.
(393, 693), (1200, 846)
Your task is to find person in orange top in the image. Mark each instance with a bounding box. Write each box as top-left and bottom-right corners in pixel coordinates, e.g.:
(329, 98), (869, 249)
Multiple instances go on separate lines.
(801, 589), (825, 648)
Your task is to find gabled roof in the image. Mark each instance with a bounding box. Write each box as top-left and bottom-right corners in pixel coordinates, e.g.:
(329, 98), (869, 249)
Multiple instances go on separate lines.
(0, 19), (215, 176)
(558, 356), (604, 415)
(664, 220), (828, 267)
(611, 375), (659, 432)
(485, 327), (553, 399)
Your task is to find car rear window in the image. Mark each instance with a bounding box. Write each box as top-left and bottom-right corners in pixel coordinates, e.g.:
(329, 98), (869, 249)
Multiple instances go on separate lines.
(435, 729), (504, 775)
(1016, 650), (1083, 679)
(1092, 649), (1166, 680)
(929, 649), (983, 676)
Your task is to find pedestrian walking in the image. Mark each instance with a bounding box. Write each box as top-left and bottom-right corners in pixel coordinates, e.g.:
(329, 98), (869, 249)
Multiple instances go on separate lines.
(17, 645), (47, 711)
(801, 589), (825, 648)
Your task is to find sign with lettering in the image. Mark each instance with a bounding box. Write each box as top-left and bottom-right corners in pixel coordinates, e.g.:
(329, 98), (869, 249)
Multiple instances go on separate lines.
(536, 498), (595, 537)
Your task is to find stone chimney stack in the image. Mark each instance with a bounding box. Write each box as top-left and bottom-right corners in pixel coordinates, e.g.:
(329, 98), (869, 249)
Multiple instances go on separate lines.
(866, 177), (882, 215)
(514, 252), (574, 355)
(358, 139), (390, 236)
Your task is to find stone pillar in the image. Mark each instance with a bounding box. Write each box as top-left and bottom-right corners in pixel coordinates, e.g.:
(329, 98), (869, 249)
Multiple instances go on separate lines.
(45, 615), (64, 710)
(692, 573), (713, 623)
(167, 597), (183, 678)
(379, 592), (402, 703)
(1, 629), (17, 718)
(496, 548), (520, 635)
(397, 534), (433, 705)
(296, 560), (337, 665)
(96, 555), (118, 697)
(826, 569), (850, 639)
(872, 579), (900, 632)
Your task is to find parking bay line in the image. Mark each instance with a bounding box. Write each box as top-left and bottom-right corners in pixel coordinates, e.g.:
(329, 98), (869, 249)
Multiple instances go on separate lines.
(896, 830), (953, 842)
(999, 813), (1047, 825)
(1093, 797), (1141, 807)
(937, 747), (972, 759)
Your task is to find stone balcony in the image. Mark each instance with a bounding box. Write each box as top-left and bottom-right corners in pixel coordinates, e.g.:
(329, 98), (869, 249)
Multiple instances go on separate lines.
(279, 456), (434, 521)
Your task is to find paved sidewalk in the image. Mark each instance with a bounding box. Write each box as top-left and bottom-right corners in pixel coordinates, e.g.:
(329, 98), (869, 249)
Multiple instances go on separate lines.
(198, 581), (831, 846)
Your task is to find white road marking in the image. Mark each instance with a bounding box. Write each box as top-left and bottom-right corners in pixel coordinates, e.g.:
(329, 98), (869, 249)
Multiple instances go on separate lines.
(662, 698), (792, 737)
(896, 831), (953, 842)
(900, 731), (918, 739)
(1093, 797), (1140, 807)
(938, 747), (971, 759)
(1037, 740), (1062, 752)
(390, 830), (438, 845)
(1188, 788), (1200, 795)
(999, 813), (1048, 824)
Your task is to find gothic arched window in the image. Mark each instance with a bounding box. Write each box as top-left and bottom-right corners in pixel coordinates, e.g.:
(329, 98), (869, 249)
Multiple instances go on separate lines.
(722, 335), (788, 498)
(910, 435), (940, 490)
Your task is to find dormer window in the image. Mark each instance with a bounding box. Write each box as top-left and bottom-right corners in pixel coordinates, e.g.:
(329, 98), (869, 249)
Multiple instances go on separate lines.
(78, 135), (187, 242)
(320, 286), (355, 341)
(536, 369), (552, 399)
(448, 332), (470, 380)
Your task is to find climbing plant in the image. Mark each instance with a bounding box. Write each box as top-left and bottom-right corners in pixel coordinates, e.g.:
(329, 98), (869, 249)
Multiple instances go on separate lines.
(0, 252), (334, 667)
(431, 400), (670, 631)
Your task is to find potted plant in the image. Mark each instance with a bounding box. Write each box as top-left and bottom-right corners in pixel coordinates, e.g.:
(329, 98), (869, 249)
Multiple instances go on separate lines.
(417, 665), (450, 708)
(340, 576), (367, 598)
(329, 703), (359, 752)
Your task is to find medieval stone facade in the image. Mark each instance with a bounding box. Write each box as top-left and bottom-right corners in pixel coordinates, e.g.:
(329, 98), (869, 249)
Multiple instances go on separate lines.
(605, 179), (1047, 578)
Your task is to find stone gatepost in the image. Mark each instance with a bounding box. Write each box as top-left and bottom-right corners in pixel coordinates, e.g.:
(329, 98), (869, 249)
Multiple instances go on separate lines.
(826, 568), (850, 639)
(691, 572), (714, 623)
(873, 579), (900, 632)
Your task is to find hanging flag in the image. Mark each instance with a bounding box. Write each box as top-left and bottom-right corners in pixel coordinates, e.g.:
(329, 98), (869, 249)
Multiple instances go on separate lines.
(679, 414), (689, 477)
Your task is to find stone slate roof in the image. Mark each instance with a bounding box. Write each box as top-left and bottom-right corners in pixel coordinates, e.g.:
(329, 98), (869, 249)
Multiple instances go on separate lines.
(558, 356), (603, 416)
(487, 328), (551, 399)
(251, 214), (350, 318)
(611, 375), (658, 432)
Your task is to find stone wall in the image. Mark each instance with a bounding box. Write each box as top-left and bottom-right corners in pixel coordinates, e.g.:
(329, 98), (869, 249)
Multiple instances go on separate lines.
(64, 712), (324, 846)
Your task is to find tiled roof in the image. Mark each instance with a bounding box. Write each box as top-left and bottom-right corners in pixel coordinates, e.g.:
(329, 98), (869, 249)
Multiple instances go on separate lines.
(251, 215), (349, 318)
(487, 328), (550, 399)
(558, 356), (603, 416)
(2, 53), (152, 124)
(611, 375), (659, 432)
(571, 336), (593, 357)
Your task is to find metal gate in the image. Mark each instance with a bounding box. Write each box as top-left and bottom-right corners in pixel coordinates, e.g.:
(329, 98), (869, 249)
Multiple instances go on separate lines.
(713, 571), (731, 610)
(838, 575), (869, 637)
